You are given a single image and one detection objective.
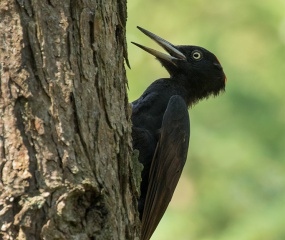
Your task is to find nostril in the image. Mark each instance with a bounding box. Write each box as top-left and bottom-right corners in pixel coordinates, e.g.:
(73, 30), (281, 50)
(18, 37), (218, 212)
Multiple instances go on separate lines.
(213, 62), (223, 70)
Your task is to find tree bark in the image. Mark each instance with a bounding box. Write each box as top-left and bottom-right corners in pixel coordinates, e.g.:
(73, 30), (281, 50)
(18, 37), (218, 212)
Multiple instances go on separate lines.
(0, 0), (139, 239)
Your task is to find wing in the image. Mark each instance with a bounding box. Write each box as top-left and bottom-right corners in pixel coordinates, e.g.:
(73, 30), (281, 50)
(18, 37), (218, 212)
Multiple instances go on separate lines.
(141, 95), (190, 240)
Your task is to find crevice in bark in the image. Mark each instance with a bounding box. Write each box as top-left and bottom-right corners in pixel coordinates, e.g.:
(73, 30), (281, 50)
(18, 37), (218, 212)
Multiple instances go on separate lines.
(14, 96), (38, 191)
(11, 196), (21, 234)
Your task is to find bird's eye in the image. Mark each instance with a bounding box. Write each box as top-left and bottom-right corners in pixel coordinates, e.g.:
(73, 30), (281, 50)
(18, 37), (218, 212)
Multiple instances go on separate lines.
(192, 50), (203, 60)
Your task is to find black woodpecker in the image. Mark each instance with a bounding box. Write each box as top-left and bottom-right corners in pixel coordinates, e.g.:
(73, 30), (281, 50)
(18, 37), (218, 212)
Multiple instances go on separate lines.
(131, 27), (226, 240)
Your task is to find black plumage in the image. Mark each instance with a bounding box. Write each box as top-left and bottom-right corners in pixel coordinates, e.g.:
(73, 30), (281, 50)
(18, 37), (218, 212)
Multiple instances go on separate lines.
(131, 27), (226, 240)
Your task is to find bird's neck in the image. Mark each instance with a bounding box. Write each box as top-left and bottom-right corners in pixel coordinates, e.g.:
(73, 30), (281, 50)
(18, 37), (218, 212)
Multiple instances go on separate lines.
(172, 75), (207, 107)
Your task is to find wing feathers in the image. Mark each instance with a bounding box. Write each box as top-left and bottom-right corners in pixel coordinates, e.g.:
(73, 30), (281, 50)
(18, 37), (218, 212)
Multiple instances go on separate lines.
(141, 95), (190, 240)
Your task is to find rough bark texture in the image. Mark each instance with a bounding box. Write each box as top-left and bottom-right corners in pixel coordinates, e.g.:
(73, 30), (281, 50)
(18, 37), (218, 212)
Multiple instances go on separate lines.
(0, 0), (139, 239)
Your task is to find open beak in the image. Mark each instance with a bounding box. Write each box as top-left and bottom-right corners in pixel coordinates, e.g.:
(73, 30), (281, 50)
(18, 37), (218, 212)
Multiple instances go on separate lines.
(131, 26), (186, 65)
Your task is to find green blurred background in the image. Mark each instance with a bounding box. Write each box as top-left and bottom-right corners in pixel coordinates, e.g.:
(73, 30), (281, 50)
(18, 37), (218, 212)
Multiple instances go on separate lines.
(126, 1), (285, 240)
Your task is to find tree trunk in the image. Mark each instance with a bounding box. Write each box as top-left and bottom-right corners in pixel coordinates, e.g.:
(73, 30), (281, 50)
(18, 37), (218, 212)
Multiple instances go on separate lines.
(0, 0), (140, 239)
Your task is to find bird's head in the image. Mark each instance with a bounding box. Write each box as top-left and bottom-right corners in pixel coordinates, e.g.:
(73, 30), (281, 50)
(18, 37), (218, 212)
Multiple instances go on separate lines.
(132, 27), (226, 102)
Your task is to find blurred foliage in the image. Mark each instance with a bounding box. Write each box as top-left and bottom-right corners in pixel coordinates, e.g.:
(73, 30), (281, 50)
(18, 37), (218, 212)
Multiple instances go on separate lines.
(126, 0), (285, 240)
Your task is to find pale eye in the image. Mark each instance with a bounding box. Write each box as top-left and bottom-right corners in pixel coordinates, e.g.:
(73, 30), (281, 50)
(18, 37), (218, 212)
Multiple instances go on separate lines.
(192, 51), (203, 60)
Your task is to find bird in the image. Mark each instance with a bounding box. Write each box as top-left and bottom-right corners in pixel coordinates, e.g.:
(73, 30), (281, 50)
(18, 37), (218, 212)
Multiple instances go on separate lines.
(131, 26), (226, 240)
